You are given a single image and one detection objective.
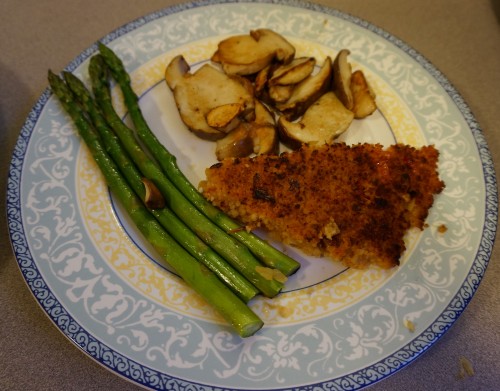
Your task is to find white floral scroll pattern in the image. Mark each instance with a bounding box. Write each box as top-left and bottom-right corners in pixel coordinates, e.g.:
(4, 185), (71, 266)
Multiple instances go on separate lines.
(7, 1), (497, 390)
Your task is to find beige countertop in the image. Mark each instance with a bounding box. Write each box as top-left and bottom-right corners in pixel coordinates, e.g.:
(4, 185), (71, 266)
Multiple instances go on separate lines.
(1, 1), (499, 390)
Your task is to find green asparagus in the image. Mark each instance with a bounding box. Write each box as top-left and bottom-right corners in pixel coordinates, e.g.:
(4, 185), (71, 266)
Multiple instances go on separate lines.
(63, 70), (259, 303)
(48, 70), (263, 338)
(97, 42), (300, 276)
(89, 54), (284, 298)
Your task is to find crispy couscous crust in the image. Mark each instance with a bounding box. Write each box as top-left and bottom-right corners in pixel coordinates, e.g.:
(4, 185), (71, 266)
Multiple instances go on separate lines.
(200, 143), (444, 269)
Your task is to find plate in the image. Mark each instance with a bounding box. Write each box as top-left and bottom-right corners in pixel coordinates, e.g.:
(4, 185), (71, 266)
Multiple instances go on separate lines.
(7, 1), (498, 390)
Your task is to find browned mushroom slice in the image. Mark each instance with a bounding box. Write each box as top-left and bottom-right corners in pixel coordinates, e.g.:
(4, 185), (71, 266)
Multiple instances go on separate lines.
(254, 99), (275, 126)
(350, 70), (377, 119)
(165, 55), (255, 140)
(250, 100), (278, 155)
(254, 64), (273, 96)
(164, 54), (190, 89)
(211, 29), (295, 75)
(277, 91), (354, 150)
(276, 56), (333, 120)
(332, 49), (354, 110)
(141, 178), (166, 209)
(206, 103), (245, 133)
(250, 124), (279, 155)
(215, 123), (254, 160)
(268, 84), (295, 103)
(215, 99), (279, 159)
(268, 57), (316, 86)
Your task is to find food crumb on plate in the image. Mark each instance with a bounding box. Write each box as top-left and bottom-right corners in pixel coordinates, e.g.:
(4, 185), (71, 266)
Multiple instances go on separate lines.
(438, 224), (448, 233)
(403, 318), (415, 333)
(457, 356), (475, 379)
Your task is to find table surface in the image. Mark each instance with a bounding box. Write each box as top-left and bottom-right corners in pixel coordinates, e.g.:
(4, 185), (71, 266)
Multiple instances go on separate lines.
(1, 1), (499, 390)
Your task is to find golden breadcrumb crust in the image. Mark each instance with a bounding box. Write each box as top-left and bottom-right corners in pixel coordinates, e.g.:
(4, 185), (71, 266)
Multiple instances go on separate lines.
(200, 143), (444, 269)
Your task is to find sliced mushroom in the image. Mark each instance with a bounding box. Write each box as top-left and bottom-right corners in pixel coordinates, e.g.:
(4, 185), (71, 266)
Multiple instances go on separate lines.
(206, 103), (244, 133)
(250, 100), (279, 155)
(332, 49), (354, 110)
(215, 100), (279, 159)
(165, 55), (255, 140)
(166, 30), (379, 161)
(257, 57), (317, 106)
(215, 123), (254, 160)
(250, 124), (279, 155)
(277, 91), (354, 150)
(268, 84), (295, 103)
(275, 56), (333, 120)
(350, 70), (377, 119)
(254, 99), (275, 126)
(141, 178), (165, 209)
(164, 54), (190, 90)
(211, 29), (295, 75)
(268, 57), (316, 86)
(254, 64), (273, 96)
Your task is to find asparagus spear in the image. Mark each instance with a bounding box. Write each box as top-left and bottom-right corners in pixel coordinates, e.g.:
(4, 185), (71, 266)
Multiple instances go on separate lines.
(63, 70), (259, 303)
(97, 42), (300, 276)
(48, 70), (263, 338)
(88, 54), (284, 298)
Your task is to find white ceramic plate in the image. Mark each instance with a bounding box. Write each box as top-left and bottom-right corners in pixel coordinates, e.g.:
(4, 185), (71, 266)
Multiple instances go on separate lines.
(7, 1), (498, 390)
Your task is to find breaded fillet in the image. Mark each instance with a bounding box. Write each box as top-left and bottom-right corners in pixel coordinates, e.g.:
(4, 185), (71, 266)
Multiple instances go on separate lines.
(200, 143), (444, 269)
